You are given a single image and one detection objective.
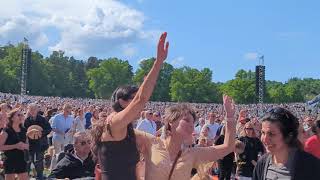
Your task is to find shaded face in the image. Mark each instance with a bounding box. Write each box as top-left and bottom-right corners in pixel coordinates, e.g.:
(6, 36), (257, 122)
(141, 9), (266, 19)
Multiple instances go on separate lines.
(28, 106), (38, 117)
(120, 93), (136, 108)
(145, 111), (153, 120)
(64, 106), (72, 115)
(261, 121), (287, 154)
(173, 113), (195, 138)
(208, 113), (216, 123)
(153, 113), (161, 121)
(13, 111), (24, 124)
(74, 136), (92, 155)
(244, 124), (255, 137)
(201, 127), (209, 137)
(304, 117), (314, 126)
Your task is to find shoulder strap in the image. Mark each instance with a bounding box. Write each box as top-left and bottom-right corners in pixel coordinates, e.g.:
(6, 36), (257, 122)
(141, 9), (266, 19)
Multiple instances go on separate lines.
(168, 150), (182, 180)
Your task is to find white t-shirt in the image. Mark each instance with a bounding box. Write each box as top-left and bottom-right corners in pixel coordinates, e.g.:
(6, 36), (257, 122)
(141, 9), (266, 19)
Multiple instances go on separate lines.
(136, 118), (157, 135)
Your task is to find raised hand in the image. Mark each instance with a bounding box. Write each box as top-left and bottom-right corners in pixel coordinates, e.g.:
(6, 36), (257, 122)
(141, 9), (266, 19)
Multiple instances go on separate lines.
(156, 32), (169, 63)
(223, 94), (236, 120)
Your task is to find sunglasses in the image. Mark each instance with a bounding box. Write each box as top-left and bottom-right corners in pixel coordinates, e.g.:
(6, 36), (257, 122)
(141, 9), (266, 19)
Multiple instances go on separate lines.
(266, 107), (290, 119)
(245, 128), (254, 131)
(79, 140), (91, 146)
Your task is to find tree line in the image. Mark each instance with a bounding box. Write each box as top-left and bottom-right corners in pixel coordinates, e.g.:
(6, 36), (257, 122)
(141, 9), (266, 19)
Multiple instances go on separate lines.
(0, 43), (319, 104)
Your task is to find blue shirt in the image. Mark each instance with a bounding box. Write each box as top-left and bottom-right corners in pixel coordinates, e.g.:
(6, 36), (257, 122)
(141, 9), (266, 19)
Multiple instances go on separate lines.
(51, 113), (74, 143)
(84, 112), (92, 129)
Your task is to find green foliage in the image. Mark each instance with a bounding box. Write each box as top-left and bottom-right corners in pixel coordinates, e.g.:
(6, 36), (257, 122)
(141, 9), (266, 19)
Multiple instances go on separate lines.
(133, 58), (174, 101)
(0, 43), (320, 104)
(170, 66), (219, 103)
(87, 58), (133, 99)
(220, 69), (256, 104)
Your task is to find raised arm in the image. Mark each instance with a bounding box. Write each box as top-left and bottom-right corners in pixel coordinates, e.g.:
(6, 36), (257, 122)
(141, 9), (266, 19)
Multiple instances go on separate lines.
(110, 32), (169, 132)
(194, 95), (236, 164)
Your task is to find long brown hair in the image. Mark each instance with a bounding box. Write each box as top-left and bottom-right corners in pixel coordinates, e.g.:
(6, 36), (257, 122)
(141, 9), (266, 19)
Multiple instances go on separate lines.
(7, 108), (21, 128)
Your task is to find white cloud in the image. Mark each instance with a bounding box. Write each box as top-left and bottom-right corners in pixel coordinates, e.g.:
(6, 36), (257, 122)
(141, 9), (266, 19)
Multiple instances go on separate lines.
(170, 56), (185, 67)
(0, 15), (49, 48)
(243, 52), (258, 60)
(0, 0), (159, 58)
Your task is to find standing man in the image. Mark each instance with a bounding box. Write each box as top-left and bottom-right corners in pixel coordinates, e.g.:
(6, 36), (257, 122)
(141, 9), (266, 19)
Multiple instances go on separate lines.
(136, 110), (157, 135)
(51, 104), (74, 155)
(202, 112), (221, 143)
(24, 103), (52, 180)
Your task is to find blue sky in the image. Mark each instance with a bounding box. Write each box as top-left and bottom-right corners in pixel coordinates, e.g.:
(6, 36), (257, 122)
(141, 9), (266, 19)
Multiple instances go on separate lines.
(0, 0), (319, 82)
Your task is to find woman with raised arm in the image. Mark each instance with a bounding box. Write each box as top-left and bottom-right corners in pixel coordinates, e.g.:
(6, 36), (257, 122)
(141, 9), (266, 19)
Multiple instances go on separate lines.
(135, 95), (237, 180)
(91, 32), (169, 180)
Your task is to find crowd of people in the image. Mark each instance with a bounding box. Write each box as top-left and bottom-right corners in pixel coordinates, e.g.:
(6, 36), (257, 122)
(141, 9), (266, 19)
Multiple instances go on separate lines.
(0, 32), (319, 180)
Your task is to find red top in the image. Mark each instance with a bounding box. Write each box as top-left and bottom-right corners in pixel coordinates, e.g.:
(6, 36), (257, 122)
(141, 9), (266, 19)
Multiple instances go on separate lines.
(305, 135), (320, 159)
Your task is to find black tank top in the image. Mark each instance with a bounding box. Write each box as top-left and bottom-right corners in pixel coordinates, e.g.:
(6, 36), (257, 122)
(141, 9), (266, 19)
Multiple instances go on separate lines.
(3, 126), (27, 161)
(98, 123), (139, 180)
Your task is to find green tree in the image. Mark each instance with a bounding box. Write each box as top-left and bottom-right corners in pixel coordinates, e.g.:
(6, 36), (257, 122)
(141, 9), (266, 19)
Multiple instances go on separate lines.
(0, 44), (24, 93)
(133, 58), (174, 101)
(220, 70), (256, 104)
(87, 58), (134, 98)
(170, 66), (218, 103)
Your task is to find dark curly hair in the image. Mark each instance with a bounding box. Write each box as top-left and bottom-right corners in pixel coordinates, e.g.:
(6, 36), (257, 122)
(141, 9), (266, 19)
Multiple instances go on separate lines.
(261, 107), (302, 149)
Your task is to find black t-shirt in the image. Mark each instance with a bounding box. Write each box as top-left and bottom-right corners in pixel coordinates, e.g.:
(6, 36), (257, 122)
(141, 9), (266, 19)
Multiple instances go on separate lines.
(215, 135), (234, 167)
(237, 136), (265, 177)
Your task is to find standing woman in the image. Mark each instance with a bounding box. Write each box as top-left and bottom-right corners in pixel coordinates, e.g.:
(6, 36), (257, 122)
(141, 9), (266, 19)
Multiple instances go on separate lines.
(91, 32), (169, 180)
(253, 107), (320, 180)
(236, 121), (264, 180)
(73, 108), (86, 133)
(0, 108), (29, 180)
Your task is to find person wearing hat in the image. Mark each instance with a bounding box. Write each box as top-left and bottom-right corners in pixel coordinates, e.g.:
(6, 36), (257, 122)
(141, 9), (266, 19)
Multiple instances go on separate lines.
(24, 103), (52, 180)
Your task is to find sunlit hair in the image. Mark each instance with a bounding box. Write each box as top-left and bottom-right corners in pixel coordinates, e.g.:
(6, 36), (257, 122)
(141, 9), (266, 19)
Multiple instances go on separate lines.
(162, 104), (197, 138)
(239, 121), (256, 137)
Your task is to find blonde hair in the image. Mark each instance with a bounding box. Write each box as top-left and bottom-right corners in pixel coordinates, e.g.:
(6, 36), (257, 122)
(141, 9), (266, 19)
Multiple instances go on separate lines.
(162, 104), (196, 138)
(239, 121), (256, 137)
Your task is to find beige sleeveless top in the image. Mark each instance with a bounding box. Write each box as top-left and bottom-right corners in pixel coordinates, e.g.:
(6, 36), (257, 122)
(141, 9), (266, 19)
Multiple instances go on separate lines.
(143, 136), (212, 180)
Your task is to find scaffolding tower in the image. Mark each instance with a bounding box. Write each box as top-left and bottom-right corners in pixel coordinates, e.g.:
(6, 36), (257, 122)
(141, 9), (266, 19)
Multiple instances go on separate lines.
(21, 38), (31, 95)
(255, 55), (265, 104)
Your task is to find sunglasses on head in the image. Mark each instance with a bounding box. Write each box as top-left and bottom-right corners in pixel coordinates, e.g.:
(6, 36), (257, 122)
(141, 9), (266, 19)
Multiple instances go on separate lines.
(266, 107), (290, 119)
